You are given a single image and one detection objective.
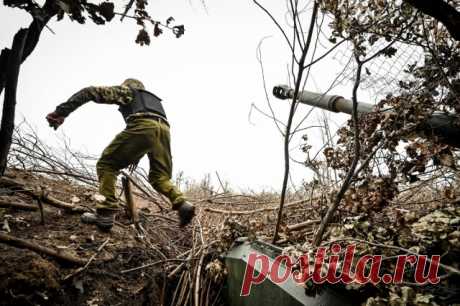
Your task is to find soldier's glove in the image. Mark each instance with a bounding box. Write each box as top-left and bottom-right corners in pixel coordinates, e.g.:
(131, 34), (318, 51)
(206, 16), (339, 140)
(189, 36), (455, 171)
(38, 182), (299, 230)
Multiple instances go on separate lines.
(46, 112), (65, 130)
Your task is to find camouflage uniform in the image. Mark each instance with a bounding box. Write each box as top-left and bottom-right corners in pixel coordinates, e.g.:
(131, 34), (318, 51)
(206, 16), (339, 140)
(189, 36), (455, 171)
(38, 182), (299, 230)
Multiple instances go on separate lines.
(54, 81), (186, 211)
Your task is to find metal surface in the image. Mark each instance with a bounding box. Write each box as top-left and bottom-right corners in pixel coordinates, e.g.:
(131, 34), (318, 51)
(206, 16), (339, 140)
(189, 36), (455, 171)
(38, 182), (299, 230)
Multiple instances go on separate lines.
(273, 85), (374, 114)
(224, 240), (353, 306)
(273, 85), (460, 148)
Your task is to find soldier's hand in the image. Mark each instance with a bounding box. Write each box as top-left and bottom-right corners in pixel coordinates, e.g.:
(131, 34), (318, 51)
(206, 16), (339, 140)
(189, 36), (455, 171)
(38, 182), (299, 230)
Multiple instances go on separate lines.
(46, 112), (65, 130)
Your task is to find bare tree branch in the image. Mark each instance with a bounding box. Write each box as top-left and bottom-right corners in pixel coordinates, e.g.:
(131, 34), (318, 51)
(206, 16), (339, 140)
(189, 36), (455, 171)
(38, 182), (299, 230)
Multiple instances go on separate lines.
(273, 1), (319, 244)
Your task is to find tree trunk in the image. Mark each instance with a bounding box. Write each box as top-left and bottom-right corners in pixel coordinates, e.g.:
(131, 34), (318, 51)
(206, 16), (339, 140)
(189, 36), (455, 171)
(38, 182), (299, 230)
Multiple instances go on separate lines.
(0, 1), (57, 97)
(404, 0), (460, 41)
(0, 49), (9, 95)
(0, 29), (29, 176)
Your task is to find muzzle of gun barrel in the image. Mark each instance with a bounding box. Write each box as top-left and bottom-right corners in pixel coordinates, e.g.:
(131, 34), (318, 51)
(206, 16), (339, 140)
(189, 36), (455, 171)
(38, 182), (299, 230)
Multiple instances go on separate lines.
(272, 85), (292, 100)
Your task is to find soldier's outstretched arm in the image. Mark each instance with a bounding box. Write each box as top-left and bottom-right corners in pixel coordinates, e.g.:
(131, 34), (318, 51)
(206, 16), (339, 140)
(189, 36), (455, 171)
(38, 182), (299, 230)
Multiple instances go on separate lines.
(46, 85), (134, 130)
(53, 85), (134, 117)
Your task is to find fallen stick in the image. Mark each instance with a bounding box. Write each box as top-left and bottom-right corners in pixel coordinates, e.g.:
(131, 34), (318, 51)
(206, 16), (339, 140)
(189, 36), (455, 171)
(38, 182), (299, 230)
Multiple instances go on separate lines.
(12, 168), (97, 186)
(176, 270), (190, 306)
(122, 177), (138, 224)
(120, 170), (165, 211)
(37, 190), (45, 225)
(170, 271), (185, 306)
(168, 247), (202, 279)
(203, 207), (273, 215)
(215, 171), (227, 193)
(167, 240), (217, 279)
(277, 231), (315, 244)
(194, 251), (205, 306)
(286, 219), (321, 232)
(121, 258), (187, 274)
(203, 199), (316, 215)
(63, 238), (110, 280)
(140, 212), (177, 223)
(42, 192), (83, 212)
(0, 232), (86, 265)
(0, 177), (85, 213)
(0, 199), (37, 211)
(275, 238), (289, 244)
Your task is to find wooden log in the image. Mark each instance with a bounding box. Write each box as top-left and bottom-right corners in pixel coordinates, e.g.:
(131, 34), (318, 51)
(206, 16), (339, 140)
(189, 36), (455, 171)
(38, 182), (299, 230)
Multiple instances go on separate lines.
(0, 232), (86, 265)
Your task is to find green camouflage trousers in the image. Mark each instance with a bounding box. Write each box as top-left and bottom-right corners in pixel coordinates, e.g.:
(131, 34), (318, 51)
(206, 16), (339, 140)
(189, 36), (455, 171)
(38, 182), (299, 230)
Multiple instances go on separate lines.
(96, 118), (185, 211)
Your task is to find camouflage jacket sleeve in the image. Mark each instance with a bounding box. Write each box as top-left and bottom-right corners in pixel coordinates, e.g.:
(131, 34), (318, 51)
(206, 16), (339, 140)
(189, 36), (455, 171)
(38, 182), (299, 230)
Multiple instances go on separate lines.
(54, 86), (134, 117)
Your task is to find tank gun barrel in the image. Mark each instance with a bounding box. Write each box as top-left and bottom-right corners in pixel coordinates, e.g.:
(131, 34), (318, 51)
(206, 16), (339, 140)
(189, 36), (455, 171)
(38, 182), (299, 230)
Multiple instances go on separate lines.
(273, 85), (460, 149)
(273, 85), (374, 114)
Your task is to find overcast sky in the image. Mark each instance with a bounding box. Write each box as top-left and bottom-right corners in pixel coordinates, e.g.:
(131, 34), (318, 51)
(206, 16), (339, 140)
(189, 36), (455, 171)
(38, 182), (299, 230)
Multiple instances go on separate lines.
(1, 0), (369, 191)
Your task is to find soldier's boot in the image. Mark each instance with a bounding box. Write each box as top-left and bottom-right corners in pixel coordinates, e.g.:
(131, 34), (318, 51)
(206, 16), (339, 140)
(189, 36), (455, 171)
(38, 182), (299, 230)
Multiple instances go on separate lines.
(81, 209), (117, 232)
(176, 201), (195, 227)
(95, 209), (117, 232)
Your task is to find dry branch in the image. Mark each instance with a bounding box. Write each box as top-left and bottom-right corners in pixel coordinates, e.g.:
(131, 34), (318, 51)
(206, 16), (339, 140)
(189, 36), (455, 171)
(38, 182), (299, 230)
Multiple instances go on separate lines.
(122, 177), (138, 224)
(63, 238), (111, 280)
(194, 251), (205, 306)
(0, 199), (37, 211)
(43, 192), (82, 211)
(121, 170), (166, 211)
(203, 198), (315, 215)
(286, 219), (320, 232)
(120, 258), (187, 274)
(312, 49), (364, 247)
(0, 232), (86, 265)
(0, 176), (85, 213)
(272, 1), (320, 244)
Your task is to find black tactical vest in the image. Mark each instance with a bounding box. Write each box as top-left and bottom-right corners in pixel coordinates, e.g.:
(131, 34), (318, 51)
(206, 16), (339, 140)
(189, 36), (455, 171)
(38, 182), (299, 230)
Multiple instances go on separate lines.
(118, 89), (167, 122)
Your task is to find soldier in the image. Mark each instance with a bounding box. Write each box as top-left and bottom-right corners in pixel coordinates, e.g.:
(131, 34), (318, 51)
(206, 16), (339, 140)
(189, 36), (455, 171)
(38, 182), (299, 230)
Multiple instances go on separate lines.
(46, 78), (195, 231)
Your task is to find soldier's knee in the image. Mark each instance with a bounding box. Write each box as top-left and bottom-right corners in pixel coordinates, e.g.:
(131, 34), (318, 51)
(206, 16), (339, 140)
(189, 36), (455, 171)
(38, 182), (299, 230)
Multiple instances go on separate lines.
(96, 159), (107, 174)
(96, 158), (118, 176)
(151, 179), (163, 191)
(151, 177), (171, 192)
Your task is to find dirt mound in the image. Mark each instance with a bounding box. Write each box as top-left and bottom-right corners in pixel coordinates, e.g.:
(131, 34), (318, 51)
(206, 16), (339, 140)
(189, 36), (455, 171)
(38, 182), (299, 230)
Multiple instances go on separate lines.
(0, 248), (60, 305)
(0, 169), (191, 306)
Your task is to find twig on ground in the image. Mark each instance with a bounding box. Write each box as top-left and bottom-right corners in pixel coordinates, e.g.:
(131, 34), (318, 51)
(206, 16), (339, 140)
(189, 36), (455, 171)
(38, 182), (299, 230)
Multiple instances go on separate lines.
(37, 187), (45, 225)
(122, 177), (139, 224)
(0, 199), (37, 211)
(121, 258), (188, 274)
(121, 170), (166, 211)
(0, 232), (86, 265)
(203, 198), (316, 215)
(194, 251), (205, 306)
(286, 219), (320, 232)
(63, 238), (111, 280)
(0, 177), (85, 213)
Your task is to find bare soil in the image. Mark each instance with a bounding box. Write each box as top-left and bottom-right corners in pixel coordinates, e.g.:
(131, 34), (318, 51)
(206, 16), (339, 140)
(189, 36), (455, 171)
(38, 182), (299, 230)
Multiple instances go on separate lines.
(0, 170), (185, 306)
